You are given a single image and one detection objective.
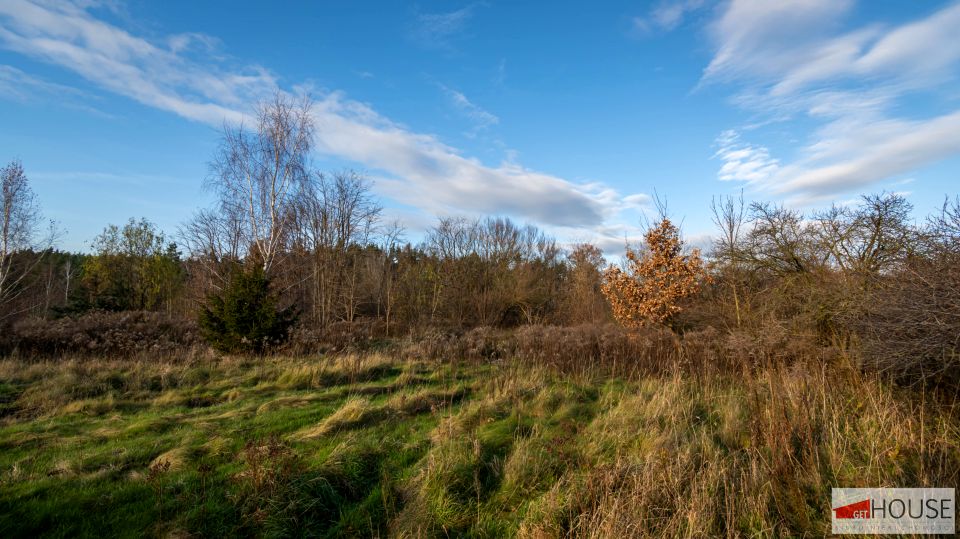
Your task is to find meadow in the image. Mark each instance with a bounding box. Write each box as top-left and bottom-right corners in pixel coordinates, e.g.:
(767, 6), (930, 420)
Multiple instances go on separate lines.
(1, 346), (957, 538)
(4, 5), (960, 537)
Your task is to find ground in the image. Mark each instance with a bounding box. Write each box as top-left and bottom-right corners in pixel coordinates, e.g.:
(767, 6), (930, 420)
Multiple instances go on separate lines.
(0, 354), (957, 537)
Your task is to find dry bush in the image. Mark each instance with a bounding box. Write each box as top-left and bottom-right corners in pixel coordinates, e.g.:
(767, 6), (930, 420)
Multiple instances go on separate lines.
(395, 327), (457, 361)
(399, 326), (516, 362)
(460, 326), (516, 360)
(576, 323), (820, 376)
(513, 324), (680, 377)
(286, 319), (387, 354)
(847, 259), (960, 389)
(399, 323), (824, 380)
(6, 311), (201, 359)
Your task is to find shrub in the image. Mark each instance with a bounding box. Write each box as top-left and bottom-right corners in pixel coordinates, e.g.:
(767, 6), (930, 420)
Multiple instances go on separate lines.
(5, 310), (199, 358)
(199, 266), (295, 354)
(602, 218), (708, 329)
(847, 258), (960, 389)
(287, 319), (388, 354)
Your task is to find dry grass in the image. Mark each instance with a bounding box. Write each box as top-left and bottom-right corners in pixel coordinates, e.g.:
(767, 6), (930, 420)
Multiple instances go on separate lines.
(0, 346), (957, 537)
(294, 396), (377, 439)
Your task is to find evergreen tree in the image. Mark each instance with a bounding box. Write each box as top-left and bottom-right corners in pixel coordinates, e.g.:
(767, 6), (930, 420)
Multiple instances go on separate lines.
(199, 266), (295, 354)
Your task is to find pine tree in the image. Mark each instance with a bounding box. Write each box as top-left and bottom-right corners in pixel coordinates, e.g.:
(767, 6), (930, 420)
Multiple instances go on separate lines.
(199, 266), (295, 354)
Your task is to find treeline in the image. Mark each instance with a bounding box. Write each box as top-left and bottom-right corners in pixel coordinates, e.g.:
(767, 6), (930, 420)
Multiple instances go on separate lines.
(0, 213), (607, 332)
(1, 94), (958, 388)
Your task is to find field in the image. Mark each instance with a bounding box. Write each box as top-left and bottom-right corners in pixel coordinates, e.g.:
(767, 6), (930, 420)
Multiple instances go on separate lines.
(1, 352), (957, 538)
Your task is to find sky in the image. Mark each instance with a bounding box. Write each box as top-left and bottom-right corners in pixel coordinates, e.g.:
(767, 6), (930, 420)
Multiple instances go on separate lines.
(1, 0), (959, 253)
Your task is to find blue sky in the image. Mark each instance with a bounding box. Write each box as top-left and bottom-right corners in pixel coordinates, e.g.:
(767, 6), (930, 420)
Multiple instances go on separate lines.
(2, 0), (959, 253)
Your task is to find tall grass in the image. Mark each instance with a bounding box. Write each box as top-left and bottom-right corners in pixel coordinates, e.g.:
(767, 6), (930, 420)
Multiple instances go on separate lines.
(0, 340), (957, 537)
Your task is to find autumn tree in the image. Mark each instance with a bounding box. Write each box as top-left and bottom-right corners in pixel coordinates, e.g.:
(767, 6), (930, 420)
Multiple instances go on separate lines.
(78, 218), (183, 312)
(601, 218), (707, 328)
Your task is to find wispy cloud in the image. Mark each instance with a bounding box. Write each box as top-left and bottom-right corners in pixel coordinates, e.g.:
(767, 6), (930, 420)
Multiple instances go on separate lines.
(493, 58), (507, 86)
(0, 0), (274, 124)
(703, 0), (960, 202)
(0, 64), (81, 101)
(623, 193), (653, 208)
(410, 5), (477, 50)
(311, 92), (610, 226)
(439, 84), (499, 131)
(634, 0), (708, 34)
(0, 64), (115, 116)
(0, 0), (646, 233)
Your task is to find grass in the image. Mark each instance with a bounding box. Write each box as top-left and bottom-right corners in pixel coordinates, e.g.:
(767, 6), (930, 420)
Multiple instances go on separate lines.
(0, 353), (957, 537)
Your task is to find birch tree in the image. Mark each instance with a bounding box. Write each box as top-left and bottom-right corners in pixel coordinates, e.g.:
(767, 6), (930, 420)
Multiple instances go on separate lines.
(0, 160), (55, 318)
(207, 93), (314, 276)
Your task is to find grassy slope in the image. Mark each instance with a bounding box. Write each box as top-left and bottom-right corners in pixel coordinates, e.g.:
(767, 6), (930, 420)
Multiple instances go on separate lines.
(0, 354), (957, 538)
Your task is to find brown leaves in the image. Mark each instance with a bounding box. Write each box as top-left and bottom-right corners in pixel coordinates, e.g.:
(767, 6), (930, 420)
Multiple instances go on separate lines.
(601, 218), (708, 328)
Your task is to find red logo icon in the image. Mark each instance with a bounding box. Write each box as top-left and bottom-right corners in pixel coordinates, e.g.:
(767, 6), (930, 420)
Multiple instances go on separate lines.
(833, 499), (871, 519)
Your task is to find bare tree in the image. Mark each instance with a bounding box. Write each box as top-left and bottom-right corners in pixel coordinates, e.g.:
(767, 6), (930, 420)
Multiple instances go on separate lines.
(561, 243), (609, 324)
(742, 202), (819, 276)
(927, 195), (960, 257)
(0, 160), (55, 318)
(179, 208), (244, 290)
(710, 192), (746, 327)
(296, 170), (383, 325)
(374, 221), (405, 332)
(813, 193), (915, 278)
(207, 92), (314, 276)
(425, 216), (563, 326)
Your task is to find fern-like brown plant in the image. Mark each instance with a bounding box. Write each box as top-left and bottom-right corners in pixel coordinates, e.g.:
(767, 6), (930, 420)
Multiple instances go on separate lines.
(601, 218), (707, 328)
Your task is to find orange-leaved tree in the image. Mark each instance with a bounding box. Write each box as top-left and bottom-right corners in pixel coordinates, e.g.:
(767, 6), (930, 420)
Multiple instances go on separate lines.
(601, 217), (707, 328)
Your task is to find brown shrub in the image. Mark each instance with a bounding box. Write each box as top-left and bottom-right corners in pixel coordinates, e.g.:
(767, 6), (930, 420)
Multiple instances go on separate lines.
(399, 326), (514, 362)
(6, 311), (201, 359)
(286, 319), (388, 354)
(513, 324), (679, 377)
(846, 259), (960, 389)
(397, 323), (826, 380)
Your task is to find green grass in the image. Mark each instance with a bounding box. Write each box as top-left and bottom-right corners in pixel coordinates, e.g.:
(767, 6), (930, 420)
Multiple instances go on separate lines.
(0, 354), (957, 538)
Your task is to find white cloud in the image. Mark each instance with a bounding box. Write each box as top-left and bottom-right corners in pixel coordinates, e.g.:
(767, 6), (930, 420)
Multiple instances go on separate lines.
(713, 130), (779, 183)
(634, 0), (708, 34)
(703, 0), (960, 200)
(310, 92), (610, 226)
(703, 0), (854, 82)
(0, 0), (647, 233)
(773, 110), (960, 200)
(623, 193), (653, 207)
